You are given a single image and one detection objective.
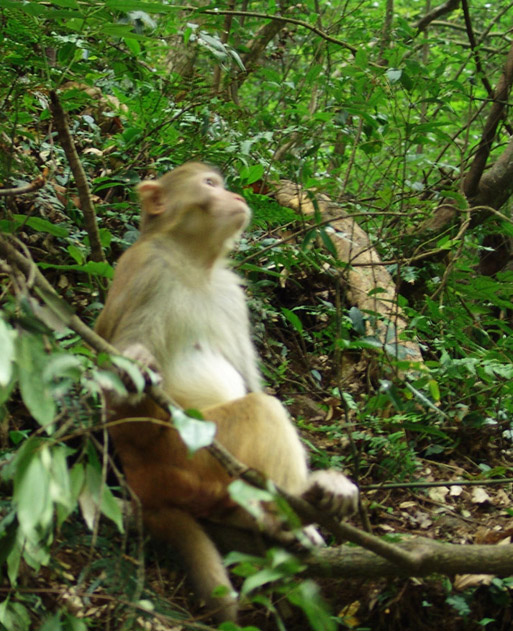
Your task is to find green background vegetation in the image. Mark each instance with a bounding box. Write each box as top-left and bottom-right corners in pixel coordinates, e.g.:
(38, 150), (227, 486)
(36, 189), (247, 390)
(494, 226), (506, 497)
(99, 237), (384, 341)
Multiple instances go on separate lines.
(1, 0), (513, 629)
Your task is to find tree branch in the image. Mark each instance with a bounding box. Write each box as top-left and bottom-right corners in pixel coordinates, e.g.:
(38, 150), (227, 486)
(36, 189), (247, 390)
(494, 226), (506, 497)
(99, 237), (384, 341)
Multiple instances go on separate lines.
(463, 39), (513, 199)
(178, 5), (381, 62)
(49, 90), (106, 263)
(461, 0), (513, 136)
(0, 170), (48, 197)
(416, 0), (461, 33)
(308, 537), (513, 578)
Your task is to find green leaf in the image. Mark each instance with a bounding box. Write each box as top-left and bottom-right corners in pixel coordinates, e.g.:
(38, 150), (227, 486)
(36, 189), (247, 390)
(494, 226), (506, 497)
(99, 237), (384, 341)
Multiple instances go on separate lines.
(67, 244), (85, 265)
(16, 334), (56, 430)
(228, 480), (274, 519)
(281, 308), (303, 333)
(52, 0), (79, 7)
(101, 24), (150, 39)
(34, 288), (75, 327)
(287, 581), (335, 631)
(386, 68), (402, 83)
(89, 368), (127, 397)
(0, 319), (16, 386)
(241, 567), (289, 596)
(0, 0), (25, 7)
(38, 261), (114, 279)
(428, 379), (440, 402)
(12, 214), (69, 237)
(400, 71), (414, 91)
(63, 613), (88, 631)
(110, 355), (146, 393)
(50, 445), (74, 525)
(13, 439), (53, 540)
(69, 462), (85, 503)
(348, 307), (366, 335)
(319, 227), (338, 258)
(39, 614), (63, 631)
(0, 600), (31, 631)
(240, 164), (264, 185)
(124, 37), (141, 55)
(0, 514), (18, 568)
(172, 407), (216, 453)
(79, 463), (124, 533)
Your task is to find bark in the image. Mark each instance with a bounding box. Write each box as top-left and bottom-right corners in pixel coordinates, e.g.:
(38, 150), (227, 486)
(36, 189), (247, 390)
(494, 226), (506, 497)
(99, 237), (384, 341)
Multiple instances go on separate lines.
(416, 0), (461, 33)
(0, 170), (47, 197)
(275, 182), (424, 374)
(307, 537), (513, 579)
(49, 91), (106, 263)
(463, 40), (513, 200)
(228, 2), (294, 100)
(417, 40), (513, 236)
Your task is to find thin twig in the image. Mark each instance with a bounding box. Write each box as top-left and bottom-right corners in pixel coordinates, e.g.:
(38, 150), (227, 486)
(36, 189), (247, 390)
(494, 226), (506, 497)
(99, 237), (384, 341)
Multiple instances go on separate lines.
(49, 90), (106, 263)
(0, 170), (48, 197)
(178, 5), (385, 68)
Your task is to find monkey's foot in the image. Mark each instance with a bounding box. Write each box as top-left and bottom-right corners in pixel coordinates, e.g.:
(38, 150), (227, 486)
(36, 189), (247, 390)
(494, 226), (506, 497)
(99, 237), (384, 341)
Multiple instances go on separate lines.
(302, 470), (359, 519)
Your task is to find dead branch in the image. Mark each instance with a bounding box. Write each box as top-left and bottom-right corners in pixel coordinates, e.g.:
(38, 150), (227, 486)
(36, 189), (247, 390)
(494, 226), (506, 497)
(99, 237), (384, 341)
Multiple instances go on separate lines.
(308, 537), (513, 578)
(0, 170), (48, 197)
(49, 90), (106, 263)
(274, 182), (425, 375)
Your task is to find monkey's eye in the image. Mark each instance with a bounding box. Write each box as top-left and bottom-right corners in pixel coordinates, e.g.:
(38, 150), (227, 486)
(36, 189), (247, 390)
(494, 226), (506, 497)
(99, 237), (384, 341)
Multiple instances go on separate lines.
(205, 177), (217, 187)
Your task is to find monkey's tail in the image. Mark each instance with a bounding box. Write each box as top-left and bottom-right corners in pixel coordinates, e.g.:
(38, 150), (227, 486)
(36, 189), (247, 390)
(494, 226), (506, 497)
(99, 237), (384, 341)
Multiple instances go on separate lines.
(143, 507), (237, 622)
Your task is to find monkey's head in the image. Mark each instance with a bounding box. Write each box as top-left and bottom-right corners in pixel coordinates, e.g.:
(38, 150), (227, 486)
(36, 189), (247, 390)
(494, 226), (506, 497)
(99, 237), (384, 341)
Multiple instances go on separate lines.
(137, 163), (251, 252)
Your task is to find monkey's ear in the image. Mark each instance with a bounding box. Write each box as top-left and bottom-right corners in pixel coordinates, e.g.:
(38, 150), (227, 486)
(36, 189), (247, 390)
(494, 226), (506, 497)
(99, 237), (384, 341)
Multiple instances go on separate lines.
(137, 180), (165, 216)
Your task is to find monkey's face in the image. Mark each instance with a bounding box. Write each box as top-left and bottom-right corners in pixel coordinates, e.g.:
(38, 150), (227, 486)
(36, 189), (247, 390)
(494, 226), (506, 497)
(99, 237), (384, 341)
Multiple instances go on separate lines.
(199, 170), (250, 227)
(138, 163), (251, 247)
(175, 168), (251, 242)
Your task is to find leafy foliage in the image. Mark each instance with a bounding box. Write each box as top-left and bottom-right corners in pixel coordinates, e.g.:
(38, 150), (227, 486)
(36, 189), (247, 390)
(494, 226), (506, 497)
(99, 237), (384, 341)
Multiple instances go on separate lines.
(1, 0), (513, 629)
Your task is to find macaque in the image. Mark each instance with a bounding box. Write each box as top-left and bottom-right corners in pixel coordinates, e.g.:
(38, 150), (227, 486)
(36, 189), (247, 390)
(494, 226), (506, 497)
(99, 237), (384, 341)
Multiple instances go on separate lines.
(95, 162), (358, 622)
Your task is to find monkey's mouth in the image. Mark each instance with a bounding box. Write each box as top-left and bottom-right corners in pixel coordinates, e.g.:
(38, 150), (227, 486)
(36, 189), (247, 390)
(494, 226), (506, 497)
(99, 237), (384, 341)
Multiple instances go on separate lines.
(230, 207), (250, 217)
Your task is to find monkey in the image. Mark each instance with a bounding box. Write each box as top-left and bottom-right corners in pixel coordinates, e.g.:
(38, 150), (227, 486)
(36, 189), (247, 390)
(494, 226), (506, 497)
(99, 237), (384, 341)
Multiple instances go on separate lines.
(95, 162), (359, 622)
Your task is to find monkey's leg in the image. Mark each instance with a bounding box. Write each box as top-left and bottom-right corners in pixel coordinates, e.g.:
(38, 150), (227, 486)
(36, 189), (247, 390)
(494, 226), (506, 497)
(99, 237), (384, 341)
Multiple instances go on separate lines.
(143, 506), (238, 622)
(205, 392), (309, 494)
(206, 392), (359, 521)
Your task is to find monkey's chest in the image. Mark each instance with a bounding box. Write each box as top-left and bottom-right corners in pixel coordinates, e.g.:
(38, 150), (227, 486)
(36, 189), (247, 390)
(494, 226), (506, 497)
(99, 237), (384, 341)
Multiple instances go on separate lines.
(158, 281), (250, 407)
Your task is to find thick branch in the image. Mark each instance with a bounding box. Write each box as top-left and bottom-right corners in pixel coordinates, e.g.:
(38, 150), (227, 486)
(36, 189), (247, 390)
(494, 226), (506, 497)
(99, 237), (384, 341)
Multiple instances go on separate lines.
(463, 40), (513, 198)
(416, 0), (461, 33)
(49, 91), (106, 263)
(274, 182), (424, 372)
(308, 538), (513, 578)
(468, 134), (513, 213)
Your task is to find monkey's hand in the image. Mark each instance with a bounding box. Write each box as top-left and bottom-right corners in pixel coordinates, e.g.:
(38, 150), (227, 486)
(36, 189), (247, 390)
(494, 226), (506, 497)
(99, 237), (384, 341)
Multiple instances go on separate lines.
(121, 342), (162, 392)
(302, 470), (359, 520)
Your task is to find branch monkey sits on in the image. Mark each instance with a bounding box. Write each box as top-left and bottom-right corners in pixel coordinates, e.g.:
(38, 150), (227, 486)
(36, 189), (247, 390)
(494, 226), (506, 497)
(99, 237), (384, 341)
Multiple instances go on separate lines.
(95, 162), (359, 622)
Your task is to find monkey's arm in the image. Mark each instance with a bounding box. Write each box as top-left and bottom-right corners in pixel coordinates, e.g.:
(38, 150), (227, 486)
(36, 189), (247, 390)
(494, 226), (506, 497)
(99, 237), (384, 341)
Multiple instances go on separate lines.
(95, 244), (169, 355)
